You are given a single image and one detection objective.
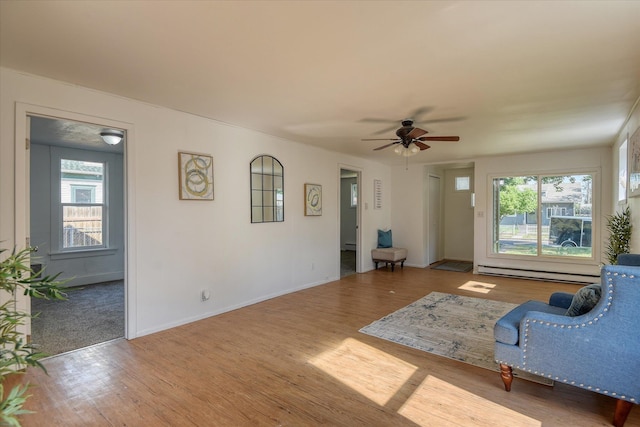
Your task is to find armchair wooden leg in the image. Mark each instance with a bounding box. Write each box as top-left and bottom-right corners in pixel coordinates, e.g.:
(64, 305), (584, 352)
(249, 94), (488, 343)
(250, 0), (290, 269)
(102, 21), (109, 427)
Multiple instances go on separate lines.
(499, 364), (513, 392)
(613, 399), (633, 427)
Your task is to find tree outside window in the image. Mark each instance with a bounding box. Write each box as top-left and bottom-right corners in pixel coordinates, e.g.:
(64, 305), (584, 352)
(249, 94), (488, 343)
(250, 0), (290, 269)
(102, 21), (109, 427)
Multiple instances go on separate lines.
(493, 174), (593, 258)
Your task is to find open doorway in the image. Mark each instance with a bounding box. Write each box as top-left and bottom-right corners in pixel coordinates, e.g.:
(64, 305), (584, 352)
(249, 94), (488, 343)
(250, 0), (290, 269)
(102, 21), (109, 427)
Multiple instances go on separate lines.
(340, 168), (360, 276)
(28, 115), (126, 356)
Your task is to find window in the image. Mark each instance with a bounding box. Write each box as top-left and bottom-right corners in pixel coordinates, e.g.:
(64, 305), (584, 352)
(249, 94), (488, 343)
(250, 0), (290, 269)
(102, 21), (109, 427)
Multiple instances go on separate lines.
(350, 183), (358, 207)
(60, 159), (105, 249)
(493, 173), (593, 258)
(546, 207), (567, 219)
(71, 186), (95, 203)
(455, 176), (470, 191)
(250, 155), (284, 223)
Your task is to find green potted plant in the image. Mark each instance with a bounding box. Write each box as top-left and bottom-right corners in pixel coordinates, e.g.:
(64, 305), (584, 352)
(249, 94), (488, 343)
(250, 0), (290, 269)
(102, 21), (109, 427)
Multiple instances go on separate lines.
(0, 246), (66, 426)
(605, 206), (632, 265)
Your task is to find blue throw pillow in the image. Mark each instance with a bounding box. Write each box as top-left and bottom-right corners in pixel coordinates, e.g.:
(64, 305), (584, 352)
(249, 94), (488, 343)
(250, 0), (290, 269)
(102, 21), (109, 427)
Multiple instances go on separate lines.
(377, 229), (392, 248)
(566, 284), (601, 316)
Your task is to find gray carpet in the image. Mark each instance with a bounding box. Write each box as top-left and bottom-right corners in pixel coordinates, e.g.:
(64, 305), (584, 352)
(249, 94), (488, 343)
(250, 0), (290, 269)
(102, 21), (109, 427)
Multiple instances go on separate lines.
(31, 280), (124, 357)
(431, 261), (473, 272)
(341, 250), (356, 277)
(359, 292), (552, 385)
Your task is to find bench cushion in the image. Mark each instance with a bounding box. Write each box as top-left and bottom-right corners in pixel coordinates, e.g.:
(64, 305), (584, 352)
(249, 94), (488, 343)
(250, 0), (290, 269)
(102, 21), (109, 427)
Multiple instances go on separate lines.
(371, 247), (407, 262)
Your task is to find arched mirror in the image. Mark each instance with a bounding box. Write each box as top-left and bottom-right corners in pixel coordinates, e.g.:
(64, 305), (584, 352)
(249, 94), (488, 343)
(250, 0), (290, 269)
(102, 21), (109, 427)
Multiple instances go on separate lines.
(250, 155), (284, 223)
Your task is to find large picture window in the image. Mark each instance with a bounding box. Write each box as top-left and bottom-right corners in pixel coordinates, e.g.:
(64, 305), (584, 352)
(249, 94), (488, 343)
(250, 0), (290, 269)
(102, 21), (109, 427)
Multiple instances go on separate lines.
(60, 159), (106, 249)
(492, 173), (593, 258)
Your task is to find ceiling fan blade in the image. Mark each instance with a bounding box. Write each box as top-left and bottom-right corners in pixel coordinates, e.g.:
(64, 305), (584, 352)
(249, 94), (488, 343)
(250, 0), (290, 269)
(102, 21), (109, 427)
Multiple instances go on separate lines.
(373, 142), (400, 151)
(417, 136), (460, 142)
(413, 141), (431, 151)
(360, 117), (396, 124)
(417, 116), (466, 125)
(407, 127), (428, 139)
(372, 123), (401, 135)
(362, 138), (399, 141)
(408, 106), (435, 122)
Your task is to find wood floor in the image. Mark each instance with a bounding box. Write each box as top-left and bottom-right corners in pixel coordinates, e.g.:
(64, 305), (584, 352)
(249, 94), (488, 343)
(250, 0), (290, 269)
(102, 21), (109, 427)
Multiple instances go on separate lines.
(8, 267), (639, 426)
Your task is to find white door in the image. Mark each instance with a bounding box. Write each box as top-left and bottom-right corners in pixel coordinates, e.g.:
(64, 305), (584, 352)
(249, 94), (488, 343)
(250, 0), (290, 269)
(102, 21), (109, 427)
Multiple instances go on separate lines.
(428, 175), (441, 265)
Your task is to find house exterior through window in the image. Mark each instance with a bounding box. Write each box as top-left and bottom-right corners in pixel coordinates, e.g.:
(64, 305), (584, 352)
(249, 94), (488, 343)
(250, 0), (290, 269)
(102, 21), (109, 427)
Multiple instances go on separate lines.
(60, 159), (105, 249)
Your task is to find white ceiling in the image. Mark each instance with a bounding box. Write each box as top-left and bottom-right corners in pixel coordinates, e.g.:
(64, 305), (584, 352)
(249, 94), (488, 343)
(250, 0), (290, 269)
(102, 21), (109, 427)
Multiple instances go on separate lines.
(2, 1), (639, 165)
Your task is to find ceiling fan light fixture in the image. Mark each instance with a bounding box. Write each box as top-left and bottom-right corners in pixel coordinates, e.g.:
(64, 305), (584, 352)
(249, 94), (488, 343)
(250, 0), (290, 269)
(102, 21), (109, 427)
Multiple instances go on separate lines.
(394, 144), (420, 157)
(100, 130), (124, 145)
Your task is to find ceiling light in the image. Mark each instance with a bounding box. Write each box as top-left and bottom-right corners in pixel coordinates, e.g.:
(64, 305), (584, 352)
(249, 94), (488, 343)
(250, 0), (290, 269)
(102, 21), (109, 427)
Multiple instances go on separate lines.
(100, 130), (123, 145)
(394, 144), (420, 157)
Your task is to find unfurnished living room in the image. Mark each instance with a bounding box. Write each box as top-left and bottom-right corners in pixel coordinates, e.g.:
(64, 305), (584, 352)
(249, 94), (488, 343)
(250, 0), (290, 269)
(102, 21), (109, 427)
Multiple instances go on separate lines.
(0, 1), (639, 426)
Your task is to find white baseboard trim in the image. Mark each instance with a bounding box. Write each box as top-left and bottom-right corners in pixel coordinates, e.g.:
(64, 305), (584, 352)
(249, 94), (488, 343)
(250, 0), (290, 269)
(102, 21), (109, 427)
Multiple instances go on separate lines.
(61, 271), (125, 287)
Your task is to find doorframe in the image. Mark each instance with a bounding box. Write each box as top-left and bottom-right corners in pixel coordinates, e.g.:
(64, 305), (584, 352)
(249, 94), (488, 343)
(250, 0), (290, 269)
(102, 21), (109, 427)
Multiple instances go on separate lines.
(427, 174), (442, 265)
(338, 165), (362, 273)
(14, 102), (136, 339)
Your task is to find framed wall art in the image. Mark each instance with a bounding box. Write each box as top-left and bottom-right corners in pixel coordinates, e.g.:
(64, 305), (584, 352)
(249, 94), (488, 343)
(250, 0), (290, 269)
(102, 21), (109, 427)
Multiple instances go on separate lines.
(373, 179), (382, 210)
(304, 183), (322, 216)
(629, 127), (640, 197)
(178, 151), (214, 200)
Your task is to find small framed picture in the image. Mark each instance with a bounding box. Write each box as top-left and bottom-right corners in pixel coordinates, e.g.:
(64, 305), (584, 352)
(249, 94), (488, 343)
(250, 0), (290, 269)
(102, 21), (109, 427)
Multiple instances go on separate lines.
(178, 151), (214, 200)
(304, 183), (322, 216)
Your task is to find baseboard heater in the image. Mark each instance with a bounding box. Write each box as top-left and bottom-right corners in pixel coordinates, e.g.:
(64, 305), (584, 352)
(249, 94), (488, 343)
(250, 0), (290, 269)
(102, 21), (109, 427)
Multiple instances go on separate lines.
(477, 265), (600, 285)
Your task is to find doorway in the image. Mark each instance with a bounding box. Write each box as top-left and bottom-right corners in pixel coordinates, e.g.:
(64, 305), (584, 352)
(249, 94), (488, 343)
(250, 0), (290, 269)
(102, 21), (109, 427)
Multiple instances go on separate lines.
(27, 113), (126, 356)
(340, 168), (360, 276)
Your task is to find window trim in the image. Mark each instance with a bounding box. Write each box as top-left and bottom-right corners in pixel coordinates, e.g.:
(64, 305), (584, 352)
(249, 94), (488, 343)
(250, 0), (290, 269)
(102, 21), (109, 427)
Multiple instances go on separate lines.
(488, 169), (599, 264)
(51, 148), (109, 253)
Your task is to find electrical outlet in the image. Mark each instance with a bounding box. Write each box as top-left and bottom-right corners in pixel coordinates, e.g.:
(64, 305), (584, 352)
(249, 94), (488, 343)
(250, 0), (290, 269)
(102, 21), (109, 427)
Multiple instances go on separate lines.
(201, 289), (211, 302)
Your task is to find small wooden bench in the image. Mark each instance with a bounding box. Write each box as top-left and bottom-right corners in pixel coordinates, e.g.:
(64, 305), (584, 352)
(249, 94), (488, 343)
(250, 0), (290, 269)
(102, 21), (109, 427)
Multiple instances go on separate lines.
(371, 247), (407, 272)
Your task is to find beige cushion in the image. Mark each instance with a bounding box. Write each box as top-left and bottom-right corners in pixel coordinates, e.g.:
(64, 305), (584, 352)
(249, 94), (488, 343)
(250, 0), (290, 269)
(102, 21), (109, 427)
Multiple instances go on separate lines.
(371, 247), (407, 262)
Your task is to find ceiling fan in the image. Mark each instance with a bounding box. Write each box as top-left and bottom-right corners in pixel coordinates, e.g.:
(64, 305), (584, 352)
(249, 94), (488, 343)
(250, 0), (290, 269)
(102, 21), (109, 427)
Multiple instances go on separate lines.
(361, 106), (466, 135)
(362, 119), (460, 155)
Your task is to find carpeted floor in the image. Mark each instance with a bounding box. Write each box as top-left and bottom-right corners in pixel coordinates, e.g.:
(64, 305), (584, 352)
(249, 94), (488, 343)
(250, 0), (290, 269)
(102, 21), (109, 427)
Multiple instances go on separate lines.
(341, 250), (356, 277)
(31, 280), (124, 357)
(359, 291), (552, 385)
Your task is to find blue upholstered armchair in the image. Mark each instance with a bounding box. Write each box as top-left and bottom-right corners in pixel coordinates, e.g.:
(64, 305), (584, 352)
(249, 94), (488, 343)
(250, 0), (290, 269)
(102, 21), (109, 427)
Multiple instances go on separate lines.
(494, 259), (640, 426)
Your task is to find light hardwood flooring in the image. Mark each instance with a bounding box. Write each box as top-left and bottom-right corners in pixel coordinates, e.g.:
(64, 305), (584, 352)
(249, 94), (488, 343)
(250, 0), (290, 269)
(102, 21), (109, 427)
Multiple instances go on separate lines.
(8, 267), (639, 426)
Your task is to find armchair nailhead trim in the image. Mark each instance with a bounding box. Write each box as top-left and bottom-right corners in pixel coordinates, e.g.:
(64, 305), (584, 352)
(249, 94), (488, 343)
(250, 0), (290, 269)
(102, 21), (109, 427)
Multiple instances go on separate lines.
(513, 270), (632, 402)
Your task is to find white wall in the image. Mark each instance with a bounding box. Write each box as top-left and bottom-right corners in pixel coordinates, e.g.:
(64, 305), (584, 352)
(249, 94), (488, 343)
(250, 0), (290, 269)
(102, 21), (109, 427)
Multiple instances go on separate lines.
(0, 67), (391, 338)
(474, 146), (612, 277)
(390, 164), (427, 267)
(613, 99), (640, 250)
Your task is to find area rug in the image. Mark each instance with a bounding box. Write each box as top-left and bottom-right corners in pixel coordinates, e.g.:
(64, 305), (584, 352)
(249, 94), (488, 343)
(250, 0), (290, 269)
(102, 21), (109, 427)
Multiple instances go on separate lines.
(431, 261), (473, 273)
(31, 280), (124, 357)
(359, 292), (552, 385)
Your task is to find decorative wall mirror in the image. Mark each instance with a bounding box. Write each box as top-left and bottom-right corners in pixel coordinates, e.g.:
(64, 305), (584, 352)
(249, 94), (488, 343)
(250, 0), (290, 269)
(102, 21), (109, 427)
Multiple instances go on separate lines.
(250, 155), (284, 223)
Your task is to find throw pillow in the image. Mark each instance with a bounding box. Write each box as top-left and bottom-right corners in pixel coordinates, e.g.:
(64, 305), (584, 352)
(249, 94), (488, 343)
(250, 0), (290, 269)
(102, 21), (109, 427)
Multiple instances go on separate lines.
(565, 284), (601, 316)
(377, 229), (392, 248)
